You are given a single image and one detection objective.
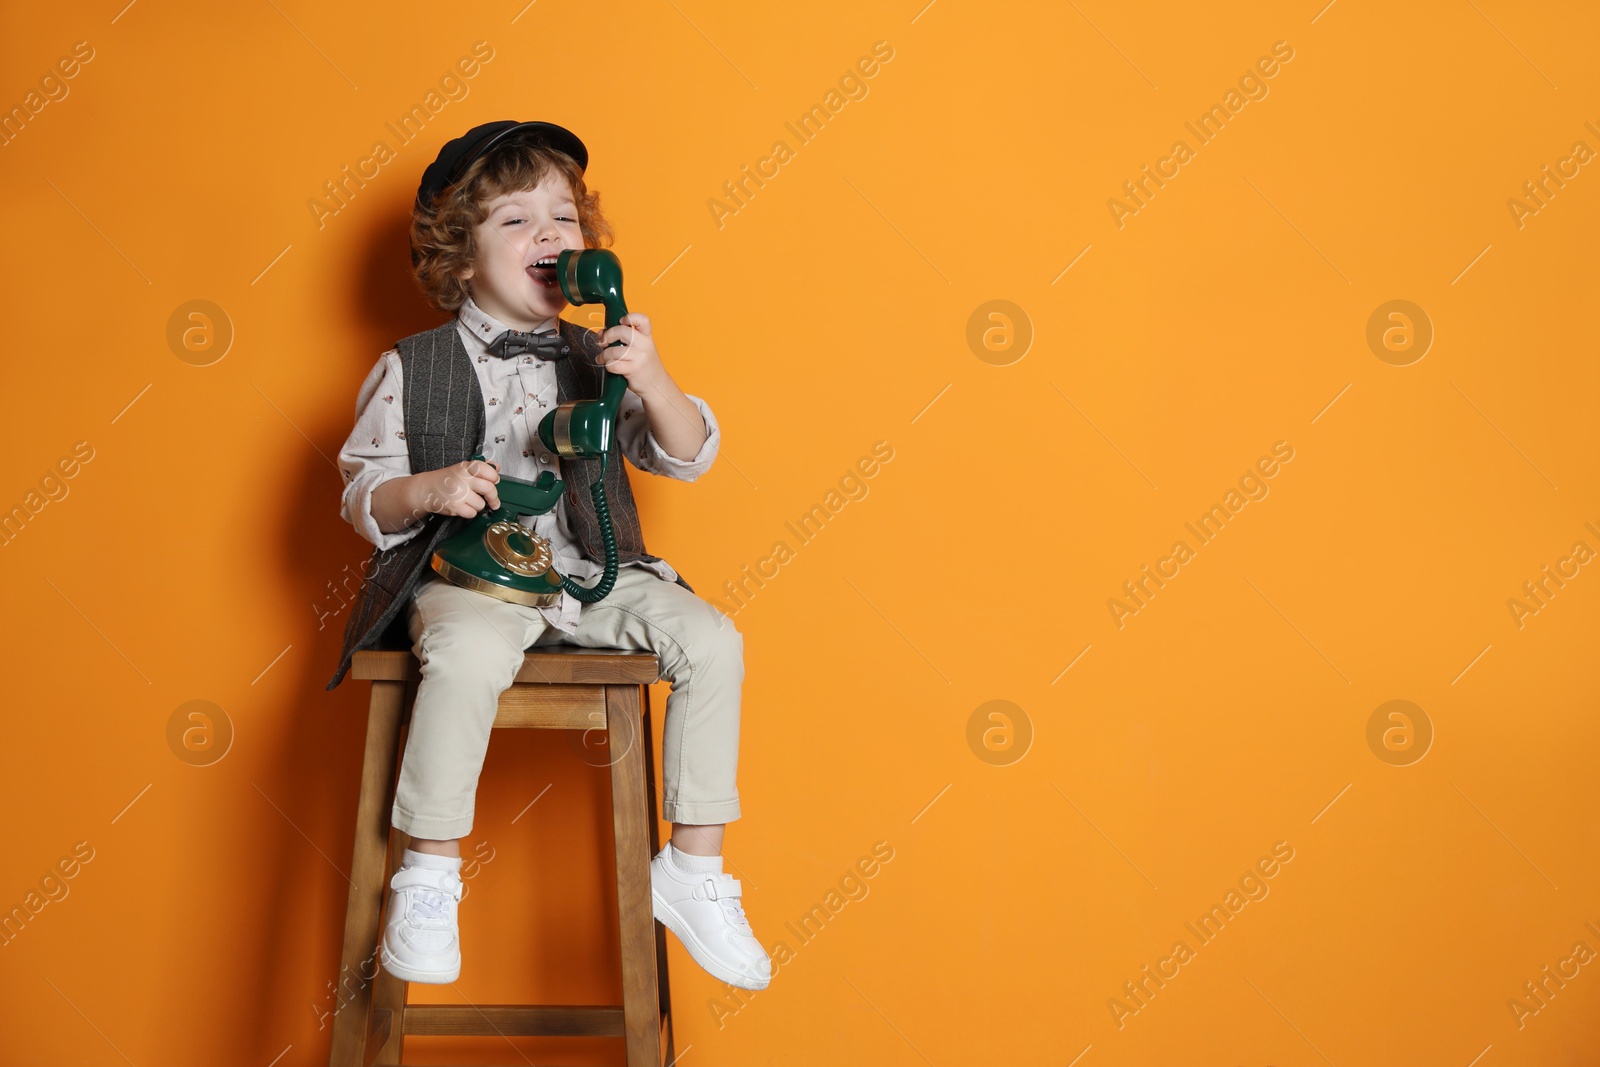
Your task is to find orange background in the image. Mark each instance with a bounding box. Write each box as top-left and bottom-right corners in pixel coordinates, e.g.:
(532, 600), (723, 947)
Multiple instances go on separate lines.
(2, 1), (1597, 1064)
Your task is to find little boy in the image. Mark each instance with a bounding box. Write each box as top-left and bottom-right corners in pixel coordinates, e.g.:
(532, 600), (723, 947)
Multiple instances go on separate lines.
(325, 120), (770, 991)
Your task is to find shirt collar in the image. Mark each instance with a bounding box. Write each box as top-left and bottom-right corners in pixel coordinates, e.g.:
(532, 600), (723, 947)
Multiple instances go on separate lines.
(457, 296), (558, 351)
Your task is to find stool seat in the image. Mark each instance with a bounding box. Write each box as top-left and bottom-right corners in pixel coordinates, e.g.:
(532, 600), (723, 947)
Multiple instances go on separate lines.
(327, 647), (678, 1067)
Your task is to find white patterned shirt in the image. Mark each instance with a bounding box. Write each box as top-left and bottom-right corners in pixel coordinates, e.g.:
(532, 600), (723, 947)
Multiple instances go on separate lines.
(336, 296), (720, 633)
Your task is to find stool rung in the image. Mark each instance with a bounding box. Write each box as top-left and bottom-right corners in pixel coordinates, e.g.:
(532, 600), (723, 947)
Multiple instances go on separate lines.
(400, 1002), (656, 1037)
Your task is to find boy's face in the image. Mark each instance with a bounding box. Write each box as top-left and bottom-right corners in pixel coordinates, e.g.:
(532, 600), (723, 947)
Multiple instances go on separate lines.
(460, 169), (583, 331)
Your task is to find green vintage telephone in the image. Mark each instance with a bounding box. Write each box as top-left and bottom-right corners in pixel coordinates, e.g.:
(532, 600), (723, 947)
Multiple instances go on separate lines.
(429, 247), (632, 607)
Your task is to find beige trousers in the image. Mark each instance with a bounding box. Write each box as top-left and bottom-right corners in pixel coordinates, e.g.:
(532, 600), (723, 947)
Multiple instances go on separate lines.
(390, 565), (745, 840)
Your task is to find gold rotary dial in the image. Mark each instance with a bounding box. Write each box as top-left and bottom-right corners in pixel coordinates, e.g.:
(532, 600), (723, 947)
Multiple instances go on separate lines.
(484, 521), (554, 576)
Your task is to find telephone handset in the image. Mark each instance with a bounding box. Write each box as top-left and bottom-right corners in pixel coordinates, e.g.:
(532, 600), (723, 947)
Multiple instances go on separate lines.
(429, 247), (631, 606)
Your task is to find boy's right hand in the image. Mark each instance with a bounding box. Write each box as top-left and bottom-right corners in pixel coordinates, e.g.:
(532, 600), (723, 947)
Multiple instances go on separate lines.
(418, 458), (501, 518)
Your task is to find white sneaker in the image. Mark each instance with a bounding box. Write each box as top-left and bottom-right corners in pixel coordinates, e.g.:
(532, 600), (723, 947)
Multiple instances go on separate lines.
(650, 845), (772, 990)
(380, 862), (464, 984)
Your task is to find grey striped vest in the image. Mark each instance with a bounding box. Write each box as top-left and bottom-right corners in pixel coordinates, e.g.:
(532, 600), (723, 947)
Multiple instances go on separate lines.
(326, 316), (691, 691)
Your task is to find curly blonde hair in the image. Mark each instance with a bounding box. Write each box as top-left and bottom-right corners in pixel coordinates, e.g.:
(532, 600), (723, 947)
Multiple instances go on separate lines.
(410, 137), (615, 313)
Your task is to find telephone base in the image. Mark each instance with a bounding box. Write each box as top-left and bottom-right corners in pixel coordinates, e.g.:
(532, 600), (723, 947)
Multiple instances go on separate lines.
(431, 554), (565, 607)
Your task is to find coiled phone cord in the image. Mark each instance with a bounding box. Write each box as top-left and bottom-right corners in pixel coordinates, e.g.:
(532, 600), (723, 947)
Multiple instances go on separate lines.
(559, 452), (620, 602)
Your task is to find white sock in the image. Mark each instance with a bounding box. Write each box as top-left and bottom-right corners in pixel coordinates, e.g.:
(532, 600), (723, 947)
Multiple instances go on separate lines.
(403, 848), (462, 872)
(668, 841), (723, 874)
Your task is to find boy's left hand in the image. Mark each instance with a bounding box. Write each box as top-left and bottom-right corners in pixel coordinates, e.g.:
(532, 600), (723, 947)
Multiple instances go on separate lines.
(596, 313), (666, 396)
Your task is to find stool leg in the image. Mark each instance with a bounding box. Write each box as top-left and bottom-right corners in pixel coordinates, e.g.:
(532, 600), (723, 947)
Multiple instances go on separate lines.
(327, 679), (408, 1067)
(607, 683), (665, 1066)
(366, 811), (412, 1065)
(640, 685), (675, 1063)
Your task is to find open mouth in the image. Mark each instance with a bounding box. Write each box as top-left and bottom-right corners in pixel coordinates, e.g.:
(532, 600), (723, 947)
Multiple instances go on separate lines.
(528, 254), (561, 289)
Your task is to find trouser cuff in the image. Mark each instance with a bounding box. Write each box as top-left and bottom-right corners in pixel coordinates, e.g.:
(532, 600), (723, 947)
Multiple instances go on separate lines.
(391, 803), (474, 842)
(663, 797), (741, 825)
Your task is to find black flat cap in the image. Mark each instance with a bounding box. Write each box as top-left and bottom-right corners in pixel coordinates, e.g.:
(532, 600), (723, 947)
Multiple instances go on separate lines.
(413, 119), (588, 213)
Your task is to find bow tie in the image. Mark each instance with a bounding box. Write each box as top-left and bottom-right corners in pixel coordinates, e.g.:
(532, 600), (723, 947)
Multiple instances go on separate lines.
(485, 327), (572, 361)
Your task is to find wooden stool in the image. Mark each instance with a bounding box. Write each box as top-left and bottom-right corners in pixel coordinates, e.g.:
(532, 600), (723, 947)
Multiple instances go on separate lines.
(327, 646), (677, 1067)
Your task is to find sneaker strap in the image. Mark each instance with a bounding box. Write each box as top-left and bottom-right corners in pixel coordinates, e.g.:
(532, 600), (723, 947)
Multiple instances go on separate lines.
(701, 876), (741, 901)
(392, 867), (464, 899)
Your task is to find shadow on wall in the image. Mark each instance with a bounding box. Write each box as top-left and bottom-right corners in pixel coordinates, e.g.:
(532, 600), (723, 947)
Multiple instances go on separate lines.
(240, 198), (448, 1057)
